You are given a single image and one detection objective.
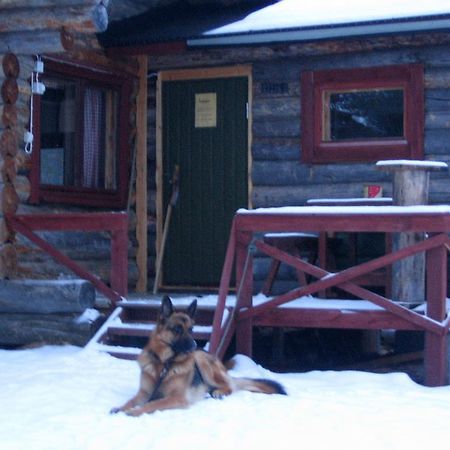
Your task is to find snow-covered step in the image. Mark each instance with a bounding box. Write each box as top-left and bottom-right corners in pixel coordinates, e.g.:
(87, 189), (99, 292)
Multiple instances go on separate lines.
(107, 322), (213, 340)
(86, 298), (223, 360)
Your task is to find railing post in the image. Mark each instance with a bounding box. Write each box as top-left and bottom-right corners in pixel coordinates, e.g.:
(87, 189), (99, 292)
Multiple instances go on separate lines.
(234, 230), (254, 357)
(424, 243), (448, 386)
(110, 215), (128, 298)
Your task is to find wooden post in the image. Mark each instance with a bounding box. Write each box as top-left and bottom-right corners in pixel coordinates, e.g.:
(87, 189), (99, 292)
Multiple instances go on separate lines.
(376, 160), (448, 304)
(111, 216), (129, 299)
(135, 55), (148, 293)
(424, 243), (448, 386)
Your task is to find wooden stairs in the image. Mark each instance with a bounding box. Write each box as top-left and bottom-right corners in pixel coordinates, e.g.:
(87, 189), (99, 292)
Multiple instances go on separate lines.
(86, 298), (230, 360)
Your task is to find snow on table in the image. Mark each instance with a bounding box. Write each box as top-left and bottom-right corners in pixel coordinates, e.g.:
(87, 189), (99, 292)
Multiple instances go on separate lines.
(237, 205), (450, 215)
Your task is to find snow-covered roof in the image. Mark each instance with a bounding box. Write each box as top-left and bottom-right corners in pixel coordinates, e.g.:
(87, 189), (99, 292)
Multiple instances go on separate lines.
(188, 0), (450, 47)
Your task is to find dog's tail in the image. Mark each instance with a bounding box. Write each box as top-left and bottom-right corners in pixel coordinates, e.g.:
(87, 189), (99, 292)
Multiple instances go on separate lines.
(232, 377), (287, 395)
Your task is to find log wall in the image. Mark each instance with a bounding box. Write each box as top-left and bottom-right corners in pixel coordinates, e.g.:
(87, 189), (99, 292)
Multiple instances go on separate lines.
(145, 32), (450, 283)
(0, 3), (139, 289)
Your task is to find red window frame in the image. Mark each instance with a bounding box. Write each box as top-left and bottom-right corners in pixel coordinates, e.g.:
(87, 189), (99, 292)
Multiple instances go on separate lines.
(301, 64), (424, 164)
(29, 58), (133, 208)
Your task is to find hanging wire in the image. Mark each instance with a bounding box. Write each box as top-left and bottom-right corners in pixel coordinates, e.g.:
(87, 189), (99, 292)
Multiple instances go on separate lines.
(24, 74), (34, 154)
(24, 55), (44, 154)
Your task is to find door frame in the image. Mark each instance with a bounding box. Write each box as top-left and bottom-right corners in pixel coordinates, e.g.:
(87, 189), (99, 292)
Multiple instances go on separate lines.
(155, 65), (253, 290)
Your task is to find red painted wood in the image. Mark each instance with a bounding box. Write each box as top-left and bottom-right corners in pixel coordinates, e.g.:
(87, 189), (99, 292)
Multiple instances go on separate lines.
(242, 237), (448, 335)
(234, 231), (254, 357)
(30, 58), (134, 208)
(239, 241), (448, 335)
(209, 221), (236, 355)
(211, 207), (450, 385)
(301, 64), (424, 164)
(6, 213), (128, 304)
(111, 228), (129, 299)
(424, 244), (448, 386)
(253, 308), (424, 331)
(10, 212), (127, 231)
(235, 210), (450, 234)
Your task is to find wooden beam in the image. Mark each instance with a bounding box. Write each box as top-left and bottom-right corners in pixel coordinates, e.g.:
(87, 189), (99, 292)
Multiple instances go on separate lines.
(0, 30), (66, 54)
(0, 2), (107, 33)
(135, 55), (148, 293)
(106, 41), (187, 57)
(0, 0), (95, 8)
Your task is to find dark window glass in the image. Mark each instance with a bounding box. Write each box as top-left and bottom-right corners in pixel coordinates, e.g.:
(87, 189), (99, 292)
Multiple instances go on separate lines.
(324, 89), (404, 141)
(40, 76), (118, 190)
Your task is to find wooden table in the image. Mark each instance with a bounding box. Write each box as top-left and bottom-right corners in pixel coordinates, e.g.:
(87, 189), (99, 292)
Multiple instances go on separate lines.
(209, 205), (450, 386)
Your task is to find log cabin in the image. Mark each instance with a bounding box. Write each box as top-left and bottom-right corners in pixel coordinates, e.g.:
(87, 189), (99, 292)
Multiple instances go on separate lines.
(1, 1), (450, 369)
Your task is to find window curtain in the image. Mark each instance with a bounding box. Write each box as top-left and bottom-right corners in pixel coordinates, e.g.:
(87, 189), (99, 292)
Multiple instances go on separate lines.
(83, 87), (105, 188)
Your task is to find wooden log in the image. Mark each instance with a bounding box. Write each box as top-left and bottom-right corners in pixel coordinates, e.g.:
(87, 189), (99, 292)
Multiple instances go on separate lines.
(12, 174), (30, 202)
(1, 103), (17, 127)
(0, 0), (97, 8)
(1, 182), (19, 214)
(252, 137), (300, 161)
(252, 161), (390, 186)
(0, 242), (17, 279)
(1, 78), (18, 104)
(425, 129), (450, 155)
(0, 30), (66, 54)
(253, 116), (300, 138)
(60, 27), (75, 51)
(0, 2), (108, 33)
(251, 183), (393, 208)
(252, 96), (301, 119)
(2, 53), (19, 78)
(377, 161), (448, 303)
(1, 155), (16, 183)
(0, 279), (95, 314)
(0, 217), (14, 243)
(0, 311), (101, 347)
(0, 128), (18, 157)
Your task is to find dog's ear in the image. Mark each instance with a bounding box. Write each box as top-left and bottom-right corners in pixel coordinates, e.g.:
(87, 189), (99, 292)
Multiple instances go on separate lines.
(186, 299), (197, 319)
(161, 295), (174, 320)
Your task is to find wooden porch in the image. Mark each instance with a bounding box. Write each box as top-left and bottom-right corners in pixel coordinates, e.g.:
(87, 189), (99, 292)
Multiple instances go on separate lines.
(208, 205), (450, 387)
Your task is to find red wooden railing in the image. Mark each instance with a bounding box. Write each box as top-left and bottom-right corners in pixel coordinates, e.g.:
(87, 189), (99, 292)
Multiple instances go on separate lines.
(209, 205), (450, 386)
(6, 212), (128, 305)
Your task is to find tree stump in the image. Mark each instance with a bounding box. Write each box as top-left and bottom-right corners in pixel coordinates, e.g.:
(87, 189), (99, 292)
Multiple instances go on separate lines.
(376, 160), (448, 304)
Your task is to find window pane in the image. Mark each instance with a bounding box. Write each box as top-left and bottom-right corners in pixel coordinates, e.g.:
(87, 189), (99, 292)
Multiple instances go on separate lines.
(40, 78), (76, 186)
(40, 77), (118, 190)
(324, 89), (404, 141)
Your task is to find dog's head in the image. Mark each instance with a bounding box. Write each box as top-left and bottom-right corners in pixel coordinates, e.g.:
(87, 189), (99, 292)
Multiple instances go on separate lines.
(155, 296), (198, 355)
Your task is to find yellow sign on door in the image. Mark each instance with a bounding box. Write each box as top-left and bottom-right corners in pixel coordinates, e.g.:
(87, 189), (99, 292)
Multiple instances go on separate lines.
(195, 93), (217, 128)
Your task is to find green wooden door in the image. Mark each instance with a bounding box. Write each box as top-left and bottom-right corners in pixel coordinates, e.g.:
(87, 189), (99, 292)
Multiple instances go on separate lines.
(162, 76), (248, 287)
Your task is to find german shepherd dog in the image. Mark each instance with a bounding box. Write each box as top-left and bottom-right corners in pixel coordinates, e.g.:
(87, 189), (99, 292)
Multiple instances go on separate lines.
(110, 296), (286, 416)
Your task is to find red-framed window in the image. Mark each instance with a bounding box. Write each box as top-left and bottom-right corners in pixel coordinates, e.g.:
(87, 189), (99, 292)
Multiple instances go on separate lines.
(30, 58), (133, 208)
(301, 64), (424, 164)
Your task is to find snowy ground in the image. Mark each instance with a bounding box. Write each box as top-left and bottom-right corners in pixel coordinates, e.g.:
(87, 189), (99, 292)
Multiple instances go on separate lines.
(1, 346), (450, 450)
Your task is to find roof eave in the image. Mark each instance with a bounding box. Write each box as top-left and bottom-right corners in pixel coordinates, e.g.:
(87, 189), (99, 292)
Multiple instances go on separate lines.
(187, 16), (450, 47)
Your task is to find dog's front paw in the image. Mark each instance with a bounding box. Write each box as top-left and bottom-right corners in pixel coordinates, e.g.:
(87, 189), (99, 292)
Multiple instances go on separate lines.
(210, 389), (226, 399)
(124, 407), (144, 417)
